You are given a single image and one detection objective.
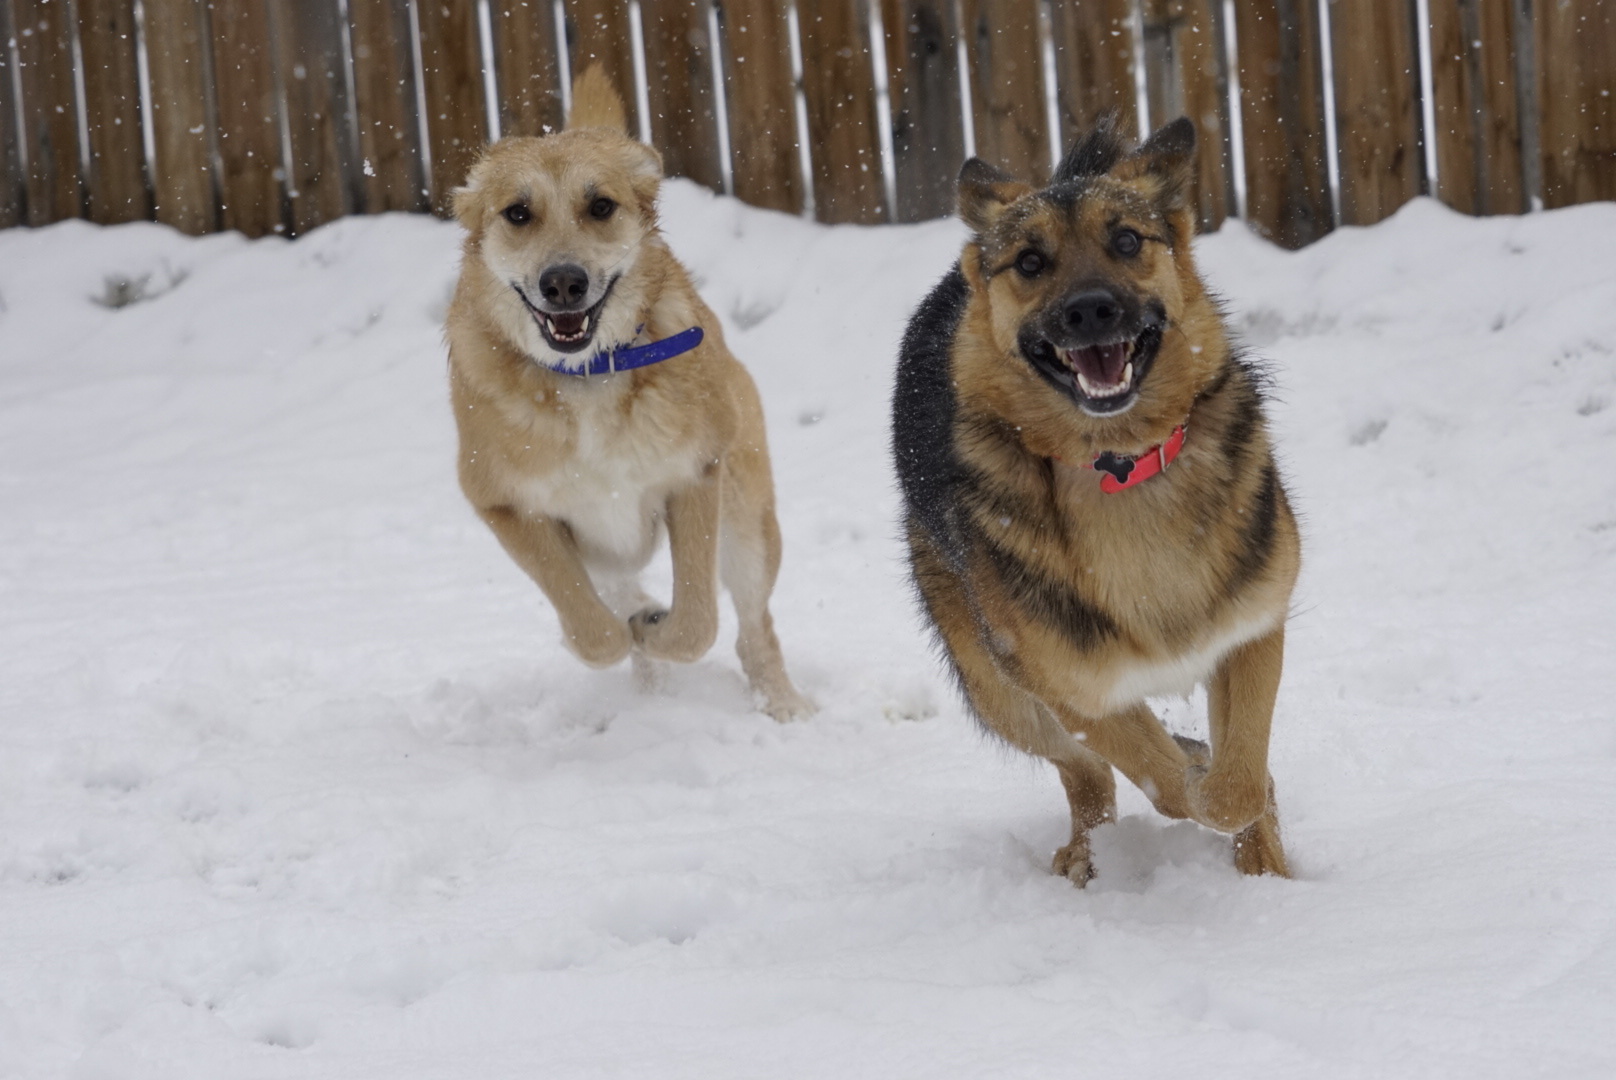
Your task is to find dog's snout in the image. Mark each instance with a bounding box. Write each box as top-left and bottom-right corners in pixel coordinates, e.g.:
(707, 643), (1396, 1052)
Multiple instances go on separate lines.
(1064, 289), (1124, 336)
(538, 263), (590, 309)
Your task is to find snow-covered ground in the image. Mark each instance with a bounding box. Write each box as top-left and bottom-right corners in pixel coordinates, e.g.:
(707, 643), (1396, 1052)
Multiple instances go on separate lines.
(2, 183), (1614, 1078)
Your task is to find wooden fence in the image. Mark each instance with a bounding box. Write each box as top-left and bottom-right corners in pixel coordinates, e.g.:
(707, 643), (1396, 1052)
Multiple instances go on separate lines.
(1, 0), (1611, 247)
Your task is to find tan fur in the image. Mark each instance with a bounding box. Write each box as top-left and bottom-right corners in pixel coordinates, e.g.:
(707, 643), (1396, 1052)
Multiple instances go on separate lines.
(904, 122), (1298, 882)
(446, 68), (811, 720)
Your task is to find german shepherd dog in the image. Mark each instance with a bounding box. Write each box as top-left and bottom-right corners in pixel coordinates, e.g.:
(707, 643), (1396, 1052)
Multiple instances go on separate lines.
(445, 67), (811, 720)
(893, 117), (1299, 883)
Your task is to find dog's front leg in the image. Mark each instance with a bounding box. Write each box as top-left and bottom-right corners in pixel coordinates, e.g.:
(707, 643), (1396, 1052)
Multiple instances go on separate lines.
(1191, 625), (1290, 877)
(478, 505), (631, 667)
(631, 466), (721, 663)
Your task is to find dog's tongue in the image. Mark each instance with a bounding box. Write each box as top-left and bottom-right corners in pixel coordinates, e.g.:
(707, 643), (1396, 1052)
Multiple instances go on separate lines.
(1068, 342), (1129, 386)
(551, 311), (587, 336)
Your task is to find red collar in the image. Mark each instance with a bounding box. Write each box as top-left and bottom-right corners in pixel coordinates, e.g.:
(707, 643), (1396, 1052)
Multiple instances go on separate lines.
(1071, 424), (1188, 493)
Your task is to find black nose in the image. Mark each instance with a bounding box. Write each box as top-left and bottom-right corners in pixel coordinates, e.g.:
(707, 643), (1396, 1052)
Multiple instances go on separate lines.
(1064, 289), (1124, 335)
(538, 263), (590, 309)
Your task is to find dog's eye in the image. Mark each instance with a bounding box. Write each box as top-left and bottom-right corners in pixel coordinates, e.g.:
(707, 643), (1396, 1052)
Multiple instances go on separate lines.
(1015, 249), (1045, 277)
(502, 203), (532, 226)
(589, 197), (617, 221)
(1112, 229), (1142, 257)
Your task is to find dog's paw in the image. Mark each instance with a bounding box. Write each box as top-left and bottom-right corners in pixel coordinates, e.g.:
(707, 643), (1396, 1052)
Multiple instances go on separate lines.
(759, 685), (817, 723)
(1233, 817), (1291, 878)
(1186, 765), (1268, 835)
(565, 617), (632, 668)
(630, 606), (716, 663)
(1052, 840), (1097, 886)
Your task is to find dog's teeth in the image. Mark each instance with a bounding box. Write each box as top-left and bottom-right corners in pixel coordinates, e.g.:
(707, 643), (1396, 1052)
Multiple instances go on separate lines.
(1122, 360), (1133, 385)
(581, 315), (591, 333)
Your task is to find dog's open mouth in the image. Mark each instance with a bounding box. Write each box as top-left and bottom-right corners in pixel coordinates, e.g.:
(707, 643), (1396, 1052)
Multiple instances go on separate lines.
(1023, 323), (1163, 417)
(514, 275), (619, 355)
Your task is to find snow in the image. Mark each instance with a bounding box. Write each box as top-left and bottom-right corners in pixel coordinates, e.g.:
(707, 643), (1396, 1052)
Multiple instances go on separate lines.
(2, 183), (1614, 1078)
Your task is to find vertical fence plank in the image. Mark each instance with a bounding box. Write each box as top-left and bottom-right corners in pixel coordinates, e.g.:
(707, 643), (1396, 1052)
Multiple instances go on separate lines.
(1140, 0), (1230, 231)
(1535, 0), (1616, 208)
(715, 0), (801, 213)
(12, 0), (85, 224)
(209, 0), (285, 236)
(78, 0), (151, 223)
(1329, 0), (1422, 225)
(348, 0), (425, 212)
(1049, 0), (1139, 154)
(960, 0), (1048, 181)
(880, 0), (962, 221)
(143, 0), (216, 234)
(0, 1), (26, 227)
(272, 0), (356, 234)
(641, 0), (724, 189)
(492, 0), (564, 137)
(1429, 0), (1523, 214)
(797, 0), (886, 223)
(1233, 0), (1332, 248)
(562, 0), (639, 132)
(417, 0), (487, 214)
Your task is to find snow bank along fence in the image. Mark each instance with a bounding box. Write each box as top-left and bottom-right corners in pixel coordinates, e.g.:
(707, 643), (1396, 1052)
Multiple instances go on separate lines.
(1, 0), (1612, 247)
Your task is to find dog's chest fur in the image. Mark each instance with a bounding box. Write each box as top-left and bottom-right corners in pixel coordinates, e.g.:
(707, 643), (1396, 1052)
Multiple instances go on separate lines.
(502, 378), (707, 565)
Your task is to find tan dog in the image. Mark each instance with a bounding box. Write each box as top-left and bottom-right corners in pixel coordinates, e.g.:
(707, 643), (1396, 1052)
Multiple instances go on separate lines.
(446, 67), (811, 721)
(893, 116), (1298, 882)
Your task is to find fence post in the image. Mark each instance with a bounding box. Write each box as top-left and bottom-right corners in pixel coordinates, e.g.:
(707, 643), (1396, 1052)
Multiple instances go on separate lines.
(416, 0), (489, 215)
(1428, 0), (1524, 215)
(881, 0), (963, 221)
(272, 0), (359, 234)
(641, 0), (725, 191)
(1049, 0), (1140, 154)
(209, 0), (287, 237)
(492, 0), (565, 138)
(347, 0), (426, 213)
(1329, 0), (1423, 225)
(143, 0), (217, 234)
(1140, 0), (1232, 232)
(1535, 0), (1616, 208)
(0, 0), (26, 228)
(78, 0), (153, 224)
(12, 0), (86, 225)
(715, 0), (802, 214)
(797, 0), (886, 223)
(1232, 0), (1332, 248)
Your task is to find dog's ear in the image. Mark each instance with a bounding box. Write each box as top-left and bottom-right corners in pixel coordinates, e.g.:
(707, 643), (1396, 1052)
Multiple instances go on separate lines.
(452, 153), (492, 234)
(1052, 110), (1126, 184)
(625, 141), (665, 220)
(1115, 116), (1196, 211)
(958, 158), (1030, 233)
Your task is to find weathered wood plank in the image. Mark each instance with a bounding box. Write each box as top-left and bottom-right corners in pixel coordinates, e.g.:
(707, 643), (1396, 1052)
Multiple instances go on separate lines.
(641, 0), (724, 189)
(959, 0), (1047, 181)
(77, 0), (151, 224)
(12, 0), (85, 225)
(796, 0), (886, 223)
(347, 0), (426, 212)
(715, 0), (801, 214)
(143, 0), (216, 234)
(1429, 0), (1524, 215)
(271, 0), (356, 234)
(416, 0), (488, 215)
(209, 0), (286, 237)
(492, 0), (564, 137)
(1140, 0), (1231, 232)
(1535, 0), (1616, 208)
(0, 0), (27, 227)
(1232, 0), (1332, 248)
(562, 0), (639, 133)
(1049, 0), (1138, 153)
(880, 0), (962, 221)
(1330, 0), (1422, 225)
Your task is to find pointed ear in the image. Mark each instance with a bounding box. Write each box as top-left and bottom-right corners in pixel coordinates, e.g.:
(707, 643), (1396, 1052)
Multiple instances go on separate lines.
(1116, 116), (1196, 209)
(958, 158), (1031, 233)
(1052, 110), (1126, 183)
(452, 154), (491, 233)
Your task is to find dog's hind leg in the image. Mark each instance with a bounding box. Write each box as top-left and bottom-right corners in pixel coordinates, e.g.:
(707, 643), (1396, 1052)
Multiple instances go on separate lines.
(718, 454), (813, 721)
(1194, 625), (1290, 876)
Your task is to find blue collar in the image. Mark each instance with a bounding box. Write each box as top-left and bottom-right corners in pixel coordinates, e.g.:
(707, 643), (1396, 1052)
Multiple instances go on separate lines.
(546, 325), (704, 377)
